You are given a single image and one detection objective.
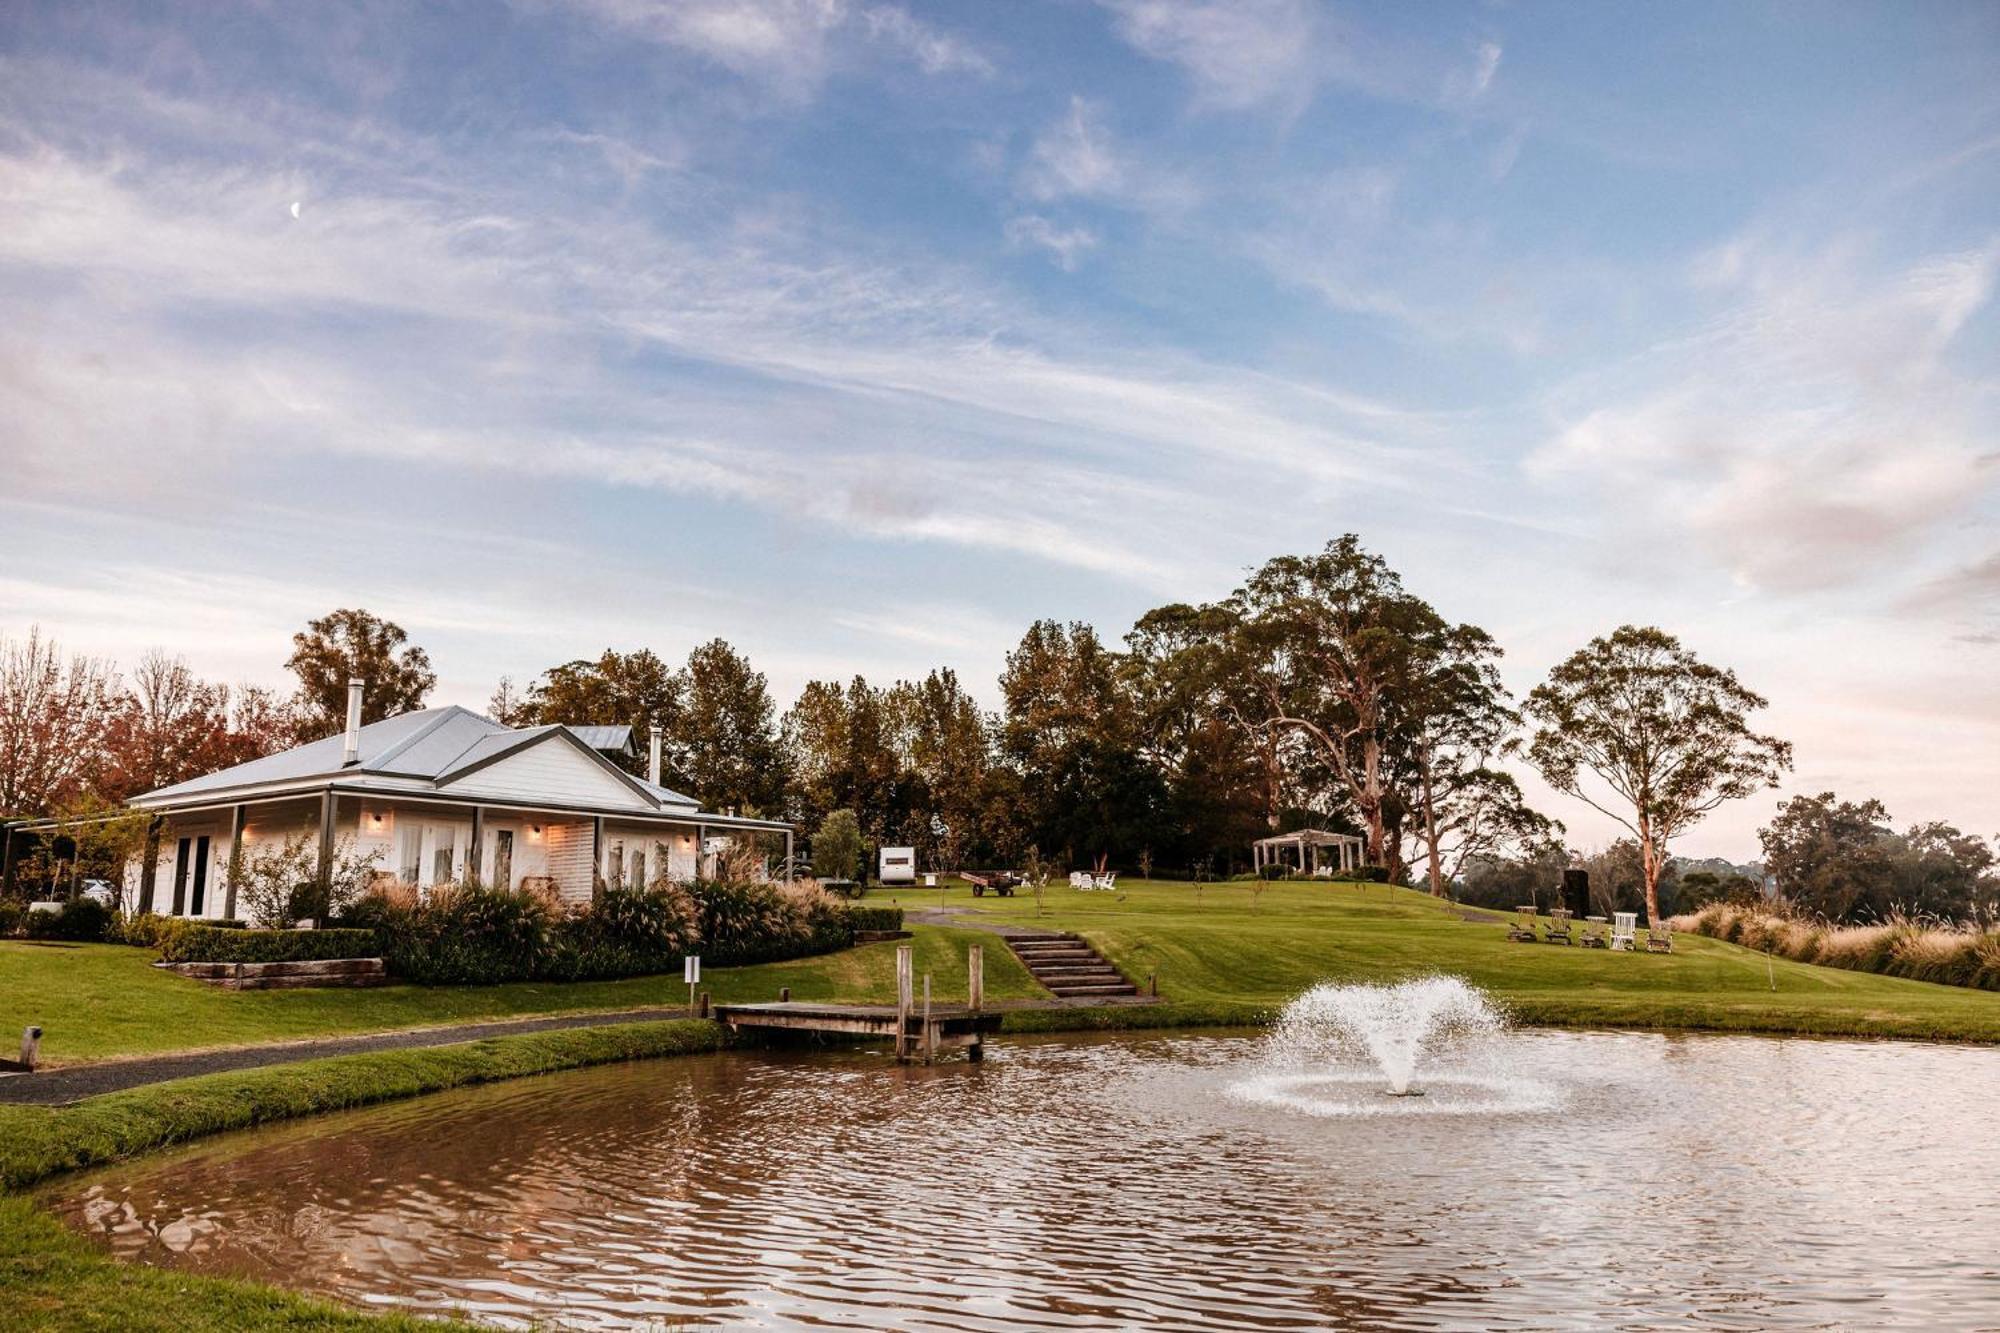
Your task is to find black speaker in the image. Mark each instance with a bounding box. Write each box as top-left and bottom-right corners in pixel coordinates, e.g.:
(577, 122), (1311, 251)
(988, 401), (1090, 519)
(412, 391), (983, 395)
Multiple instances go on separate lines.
(1563, 868), (1591, 918)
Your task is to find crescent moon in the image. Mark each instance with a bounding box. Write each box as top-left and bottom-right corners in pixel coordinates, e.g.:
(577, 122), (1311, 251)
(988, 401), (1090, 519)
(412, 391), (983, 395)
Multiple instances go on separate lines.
(290, 201), (302, 219)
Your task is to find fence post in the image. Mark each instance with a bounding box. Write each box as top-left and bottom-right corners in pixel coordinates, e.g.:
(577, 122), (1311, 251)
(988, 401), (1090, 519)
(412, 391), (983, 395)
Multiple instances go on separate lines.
(19, 1026), (41, 1073)
(968, 945), (984, 1013)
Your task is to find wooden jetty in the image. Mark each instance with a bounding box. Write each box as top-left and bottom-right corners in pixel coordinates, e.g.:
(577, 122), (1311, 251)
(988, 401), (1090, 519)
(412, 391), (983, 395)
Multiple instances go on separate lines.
(716, 944), (1000, 1064)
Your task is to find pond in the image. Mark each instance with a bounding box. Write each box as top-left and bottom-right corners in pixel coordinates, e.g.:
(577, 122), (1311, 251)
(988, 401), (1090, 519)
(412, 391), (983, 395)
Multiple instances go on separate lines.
(44, 1023), (2000, 1330)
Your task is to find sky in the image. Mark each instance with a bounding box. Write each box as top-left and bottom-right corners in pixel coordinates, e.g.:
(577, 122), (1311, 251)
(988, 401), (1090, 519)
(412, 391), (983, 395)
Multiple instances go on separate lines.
(1, 1), (1997, 860)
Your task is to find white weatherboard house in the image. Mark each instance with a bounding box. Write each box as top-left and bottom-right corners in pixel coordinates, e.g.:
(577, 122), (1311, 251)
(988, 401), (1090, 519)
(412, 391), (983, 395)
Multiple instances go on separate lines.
(118, 682), (793, 920)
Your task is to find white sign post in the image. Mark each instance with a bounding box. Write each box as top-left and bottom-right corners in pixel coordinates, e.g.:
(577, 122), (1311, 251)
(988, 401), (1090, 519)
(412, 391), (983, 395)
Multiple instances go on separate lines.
(684, 954), (701, 1013)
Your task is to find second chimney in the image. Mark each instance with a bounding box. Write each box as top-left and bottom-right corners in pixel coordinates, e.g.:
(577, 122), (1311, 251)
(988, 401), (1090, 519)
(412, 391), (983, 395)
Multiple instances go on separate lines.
(342, 679), (364, 765)
(647, 722), (663, 786)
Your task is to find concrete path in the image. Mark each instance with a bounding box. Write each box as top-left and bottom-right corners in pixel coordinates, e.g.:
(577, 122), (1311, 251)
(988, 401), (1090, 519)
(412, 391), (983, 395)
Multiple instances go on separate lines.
(0, 1007), (722, 1107)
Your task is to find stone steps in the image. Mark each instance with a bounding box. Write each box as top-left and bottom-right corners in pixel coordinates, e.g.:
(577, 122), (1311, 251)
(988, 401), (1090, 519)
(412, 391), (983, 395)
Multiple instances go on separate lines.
(1004, 932), (1139, 998)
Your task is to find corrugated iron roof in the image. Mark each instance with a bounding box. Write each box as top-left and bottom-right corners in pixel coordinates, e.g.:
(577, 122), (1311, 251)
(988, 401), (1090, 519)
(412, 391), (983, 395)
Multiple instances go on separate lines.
(569, 725), (635, 755)
(130, 707), (765, 826)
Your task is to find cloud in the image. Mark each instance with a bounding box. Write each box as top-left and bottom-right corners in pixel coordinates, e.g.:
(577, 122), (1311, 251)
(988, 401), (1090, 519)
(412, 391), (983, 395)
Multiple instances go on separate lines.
(1530, 238), (2000, 593)
(1102, 0), (1323, 114)
(0, 112), (1435, 599)
(1018, 96), (1196, 214)
(1443, 40), (1503, 103)
(546, 0), (990, 96)
(1004, 214), (1098, 270)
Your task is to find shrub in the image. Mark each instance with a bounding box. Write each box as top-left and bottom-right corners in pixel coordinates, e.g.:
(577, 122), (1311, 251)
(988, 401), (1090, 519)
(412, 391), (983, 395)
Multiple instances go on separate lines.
(349, 883), (556, 986)
(1340, 865), (1392, 884)
(845, 905), (905, 934)
(1675, 902), (2000, 993)
(0, 900), (20, 938)
(688, 877), (809, 966)
(548, 883), (700, 981)
(160, 926), (380, 964)
(23, 897), (112, 942)
(1257, 864), (1291, 880)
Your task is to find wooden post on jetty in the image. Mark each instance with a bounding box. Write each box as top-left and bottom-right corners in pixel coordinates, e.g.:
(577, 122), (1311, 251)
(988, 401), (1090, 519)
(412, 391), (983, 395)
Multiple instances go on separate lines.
(922, 973), (935, 1063)
(895, 944), (913, 1062)
(967, 945), (985, 1062)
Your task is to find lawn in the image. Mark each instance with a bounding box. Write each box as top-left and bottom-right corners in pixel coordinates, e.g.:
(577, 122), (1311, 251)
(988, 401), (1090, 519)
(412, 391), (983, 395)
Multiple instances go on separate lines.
(10, 878), (2000, 1070)
(0, 925), (1042, 1067)
(888, 876), (2000, 1042)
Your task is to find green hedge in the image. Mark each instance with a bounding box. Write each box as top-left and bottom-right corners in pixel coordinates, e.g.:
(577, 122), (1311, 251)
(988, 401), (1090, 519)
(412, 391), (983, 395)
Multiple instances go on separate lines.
(22, 898), (114, 942)
(159, 926), (380, 964)
(845, 905), (905, 933)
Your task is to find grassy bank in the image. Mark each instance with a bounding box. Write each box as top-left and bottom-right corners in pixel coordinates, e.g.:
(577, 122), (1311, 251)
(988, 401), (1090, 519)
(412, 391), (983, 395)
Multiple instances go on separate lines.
(921, 878), (2000, 1043)
(0, 924), (1039, 1066)
(0, 1195), (461, 1332)
(0, 1019), (739, 1331)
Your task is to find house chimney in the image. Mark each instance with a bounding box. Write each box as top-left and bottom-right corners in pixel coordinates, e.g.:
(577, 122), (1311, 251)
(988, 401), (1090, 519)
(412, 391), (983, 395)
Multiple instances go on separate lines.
(647, 723), (663, 786)
(342, 679), (364, 765)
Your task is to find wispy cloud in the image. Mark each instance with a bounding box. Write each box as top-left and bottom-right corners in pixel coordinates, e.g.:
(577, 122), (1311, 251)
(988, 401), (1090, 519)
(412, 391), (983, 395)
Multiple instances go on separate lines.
(543, 0), (991, 97)
(1102, 0), (1325, 114)
(1018, 96), (1197, 214)
(1003, 213), (1098, 270)
(1530, 237), (2000, 593)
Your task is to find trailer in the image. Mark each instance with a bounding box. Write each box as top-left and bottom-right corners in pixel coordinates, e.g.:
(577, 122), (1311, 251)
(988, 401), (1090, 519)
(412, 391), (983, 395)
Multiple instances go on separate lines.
(878, 846), (917, 884)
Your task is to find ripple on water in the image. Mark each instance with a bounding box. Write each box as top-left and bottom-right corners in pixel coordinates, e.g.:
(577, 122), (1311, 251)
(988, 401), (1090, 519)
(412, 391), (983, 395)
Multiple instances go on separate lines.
(39, 1029), (2000, 1331)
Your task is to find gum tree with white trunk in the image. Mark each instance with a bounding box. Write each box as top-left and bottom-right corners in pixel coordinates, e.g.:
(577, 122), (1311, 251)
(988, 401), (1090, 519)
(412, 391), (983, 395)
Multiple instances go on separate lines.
(1524, 625), (1792, 926)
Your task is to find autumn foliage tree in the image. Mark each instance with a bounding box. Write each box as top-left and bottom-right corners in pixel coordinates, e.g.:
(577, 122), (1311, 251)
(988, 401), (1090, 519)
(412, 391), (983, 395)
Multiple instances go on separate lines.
(1525, 626), (1791, 926)
(0, 627), (123, 817)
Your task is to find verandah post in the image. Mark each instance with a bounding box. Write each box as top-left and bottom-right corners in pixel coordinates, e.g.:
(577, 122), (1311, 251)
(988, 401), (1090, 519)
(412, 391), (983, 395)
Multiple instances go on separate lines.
(223, 805), (247, 921)
(315, 788), (338, 910)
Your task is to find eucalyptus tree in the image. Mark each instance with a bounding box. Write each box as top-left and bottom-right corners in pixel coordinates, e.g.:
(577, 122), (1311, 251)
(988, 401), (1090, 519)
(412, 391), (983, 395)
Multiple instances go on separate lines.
(286, 608), (435, 731)
(1124, 603), (1278, 866)
(1220, 536), (1454, 869)
(1385, 622), (1556, 894)
(1525, 625), (1791, 926)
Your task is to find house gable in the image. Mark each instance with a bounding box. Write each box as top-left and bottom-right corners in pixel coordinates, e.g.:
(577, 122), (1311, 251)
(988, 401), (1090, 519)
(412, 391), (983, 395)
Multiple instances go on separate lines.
(438, 733), (654, 811)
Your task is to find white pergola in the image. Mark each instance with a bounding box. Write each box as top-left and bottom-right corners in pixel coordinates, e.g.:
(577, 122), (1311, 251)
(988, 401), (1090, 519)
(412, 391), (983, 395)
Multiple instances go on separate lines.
(1251, 829), (1365, 876)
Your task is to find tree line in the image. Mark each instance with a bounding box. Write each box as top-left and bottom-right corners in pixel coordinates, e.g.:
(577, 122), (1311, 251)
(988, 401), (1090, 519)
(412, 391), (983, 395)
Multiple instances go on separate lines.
(5, 536), (1992, 924)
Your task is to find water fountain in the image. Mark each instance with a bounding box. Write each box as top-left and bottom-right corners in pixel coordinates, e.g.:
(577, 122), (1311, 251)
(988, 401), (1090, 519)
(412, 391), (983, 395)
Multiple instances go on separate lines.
(1229, 976), (1556, 1116)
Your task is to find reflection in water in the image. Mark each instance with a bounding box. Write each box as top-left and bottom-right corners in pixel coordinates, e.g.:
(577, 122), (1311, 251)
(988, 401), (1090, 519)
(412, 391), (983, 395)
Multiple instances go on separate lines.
(44, 1031), (2000, 1330)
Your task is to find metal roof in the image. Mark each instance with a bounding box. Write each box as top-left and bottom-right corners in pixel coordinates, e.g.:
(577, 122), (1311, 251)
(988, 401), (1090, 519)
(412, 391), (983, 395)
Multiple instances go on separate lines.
(130, 706), (763, 826)
(569, 725), (635, 755)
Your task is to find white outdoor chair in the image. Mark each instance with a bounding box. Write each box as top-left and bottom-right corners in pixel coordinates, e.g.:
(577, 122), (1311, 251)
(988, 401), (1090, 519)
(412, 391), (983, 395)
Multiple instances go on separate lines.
(1611, 911), (1638, 951)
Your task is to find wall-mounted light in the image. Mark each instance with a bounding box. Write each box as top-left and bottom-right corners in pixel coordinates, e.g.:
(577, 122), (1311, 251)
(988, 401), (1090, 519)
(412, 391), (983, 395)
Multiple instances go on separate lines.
(366, 809), (388, 832)
(527, 823), (544, 843)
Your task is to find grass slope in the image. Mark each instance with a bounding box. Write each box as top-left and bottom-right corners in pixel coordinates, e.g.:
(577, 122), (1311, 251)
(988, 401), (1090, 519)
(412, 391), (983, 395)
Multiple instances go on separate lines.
(0, 925), (1041, 1066)
(918, 878), (2000, 1042)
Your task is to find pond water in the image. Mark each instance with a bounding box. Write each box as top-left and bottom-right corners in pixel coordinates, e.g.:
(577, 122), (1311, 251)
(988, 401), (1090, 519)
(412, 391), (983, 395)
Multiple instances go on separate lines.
(44, 1027), (2000, 1330)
